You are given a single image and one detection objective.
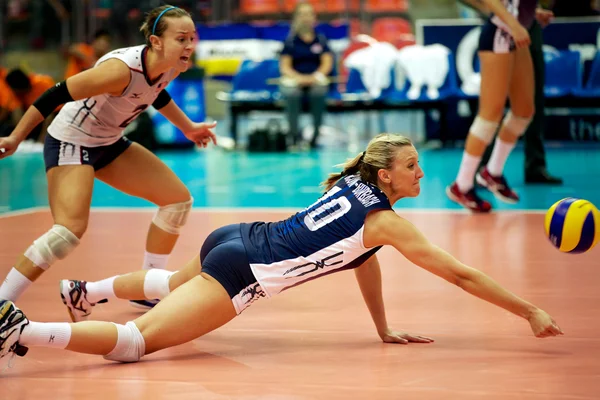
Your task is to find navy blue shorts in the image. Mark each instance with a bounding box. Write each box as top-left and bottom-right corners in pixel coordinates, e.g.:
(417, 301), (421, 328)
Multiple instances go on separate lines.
(200, 224), (265, 314)
(479, 20), (515, 54)
(43, 134), (132, 172)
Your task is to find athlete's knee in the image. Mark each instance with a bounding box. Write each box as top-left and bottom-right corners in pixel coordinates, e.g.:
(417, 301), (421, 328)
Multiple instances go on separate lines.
(152, 196), (193, 235)
(502, 110), (533, 137)
(54, 218), (88, 239)
(468, 115), (500, 144)
(24, 224), (80, 270)
(511, 104), (535, 121)
(103, 321), (146, 363)
(143, 269), (175, 300)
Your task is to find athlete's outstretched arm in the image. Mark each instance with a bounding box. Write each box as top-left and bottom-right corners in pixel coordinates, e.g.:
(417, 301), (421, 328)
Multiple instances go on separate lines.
(0, 59), (130, 159)
(367, 210), (563, 339)
(354, 254), (434, 344)
(156, 100), (217, 147)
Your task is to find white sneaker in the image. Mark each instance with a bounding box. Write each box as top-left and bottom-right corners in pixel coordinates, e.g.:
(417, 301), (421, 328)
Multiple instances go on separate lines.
(60, 280), (107, 322)
(0, 300), (29, 372)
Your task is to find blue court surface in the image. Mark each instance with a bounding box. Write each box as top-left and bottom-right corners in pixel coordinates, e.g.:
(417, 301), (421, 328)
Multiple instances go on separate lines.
(1, 143), (599, 213)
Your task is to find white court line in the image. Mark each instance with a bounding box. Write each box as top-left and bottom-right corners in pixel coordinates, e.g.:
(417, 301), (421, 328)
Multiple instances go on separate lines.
(250, 186), (277, 194)
(91, 207), (546, 214)
(299, 186), (322, 193)
(1, 206), (547, 216)
(0, 207), (49, 219)
(206, 186), (230, 193)
(88, 206), (305, 213)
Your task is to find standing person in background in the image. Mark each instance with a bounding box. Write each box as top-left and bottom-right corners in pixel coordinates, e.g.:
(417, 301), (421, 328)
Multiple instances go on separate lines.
(447, 0), (560, 213)
(458, 0), (563, 186)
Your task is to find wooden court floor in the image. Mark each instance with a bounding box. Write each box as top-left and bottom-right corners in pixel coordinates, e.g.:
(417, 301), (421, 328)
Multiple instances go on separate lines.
(1, 210), (599, 399)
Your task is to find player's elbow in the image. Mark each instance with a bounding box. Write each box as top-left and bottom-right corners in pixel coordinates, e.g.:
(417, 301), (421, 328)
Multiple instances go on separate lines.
(454, 266), (481, 291)
(410, 245), (468, 287)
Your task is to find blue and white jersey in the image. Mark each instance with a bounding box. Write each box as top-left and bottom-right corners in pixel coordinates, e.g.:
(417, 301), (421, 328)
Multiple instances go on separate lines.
(241, 174), (392, 297)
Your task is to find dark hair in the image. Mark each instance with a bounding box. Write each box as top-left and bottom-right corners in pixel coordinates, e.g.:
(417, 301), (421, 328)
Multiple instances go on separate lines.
(139, 5), (192, 47)
(321, 133), (413, 191)
(5, 68), (31, 91)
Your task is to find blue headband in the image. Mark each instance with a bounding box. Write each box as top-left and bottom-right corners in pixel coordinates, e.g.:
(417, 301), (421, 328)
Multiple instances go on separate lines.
(152, 6), (177, 35)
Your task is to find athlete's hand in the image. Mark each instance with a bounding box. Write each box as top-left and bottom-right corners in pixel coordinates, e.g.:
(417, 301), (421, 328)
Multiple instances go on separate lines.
(184, 121), (217, 148)
(510, 24), (531, 49)
(528, 308), (564, 338)
(0, 136), (20, 160)
(535, 8), (554, 28)
(380, 328), (434, 344)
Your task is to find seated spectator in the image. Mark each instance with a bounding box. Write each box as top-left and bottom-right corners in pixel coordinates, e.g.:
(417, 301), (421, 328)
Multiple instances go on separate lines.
(279, 1), (333, 149)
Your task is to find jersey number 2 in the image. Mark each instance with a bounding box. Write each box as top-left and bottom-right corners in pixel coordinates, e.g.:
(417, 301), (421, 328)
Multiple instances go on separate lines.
(119, 104), (148, 128)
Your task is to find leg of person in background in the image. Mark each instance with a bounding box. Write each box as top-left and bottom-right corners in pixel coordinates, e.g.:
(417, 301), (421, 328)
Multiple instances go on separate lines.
(476, 45), (535, 203)
(446, 46), (514, 212)
(307, 83), (327, 149)
(280, 83), (302, 146)
(523, 20), (562, 184)
(479, 21), (562, 185)
(478, 125), (496, 172)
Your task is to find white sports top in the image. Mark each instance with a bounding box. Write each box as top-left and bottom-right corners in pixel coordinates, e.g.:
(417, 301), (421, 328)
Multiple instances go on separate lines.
(48, 45), (177, 147)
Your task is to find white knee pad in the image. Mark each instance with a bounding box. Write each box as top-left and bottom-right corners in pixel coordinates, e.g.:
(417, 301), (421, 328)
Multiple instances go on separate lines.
(143, 269), (175, 300)
(24, 225), (80, 270)
(502, 111), (532, 137)
(469, 116), (499, 144)
(152, 197), (193, 235)
(103, 321), (146, 363)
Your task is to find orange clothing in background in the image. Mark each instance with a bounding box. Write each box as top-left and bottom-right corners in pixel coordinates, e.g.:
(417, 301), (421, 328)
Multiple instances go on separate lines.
(0, 73), (59, 112)
(0, 68), (20, 112)
(65, 43), (96, 79)
(23, 74), (56, 109)
(0, 81), (20, 112)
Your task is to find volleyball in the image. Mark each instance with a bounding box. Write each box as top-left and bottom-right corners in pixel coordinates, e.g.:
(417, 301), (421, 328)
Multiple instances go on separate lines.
(545, 198), (600, 253)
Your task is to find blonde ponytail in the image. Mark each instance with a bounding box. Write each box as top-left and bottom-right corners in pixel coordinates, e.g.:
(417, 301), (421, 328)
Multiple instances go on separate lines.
(321, 152), (365, 191)
(321, 134), (413, 192)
